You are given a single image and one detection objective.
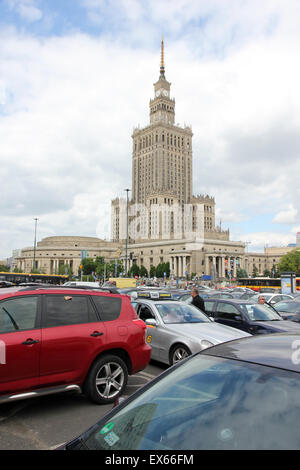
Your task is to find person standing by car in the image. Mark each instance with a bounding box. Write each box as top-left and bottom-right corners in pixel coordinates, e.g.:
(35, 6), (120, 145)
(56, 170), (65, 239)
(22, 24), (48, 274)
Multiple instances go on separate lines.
(258, 295), (266, 304)
(191, 288), (206, 313)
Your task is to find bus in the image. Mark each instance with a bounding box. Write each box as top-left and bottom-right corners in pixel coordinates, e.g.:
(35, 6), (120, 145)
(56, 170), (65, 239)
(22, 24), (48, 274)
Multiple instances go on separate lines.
(237, 277), (300, 292)
(0, 272), (69, 286)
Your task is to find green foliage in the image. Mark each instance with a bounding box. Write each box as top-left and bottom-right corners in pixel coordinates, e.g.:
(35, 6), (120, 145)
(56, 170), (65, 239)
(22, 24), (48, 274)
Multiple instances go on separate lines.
(263, 269), (272, 277)
(128, 263), (140, 277)
(277, 249), (300, 276)
(155, 262), (170, 278)
(82, 258), (96, 275)
(139, 265), (148, 277)
(13, 267), (23, 273)
(237, 268), (248, 279)
(58, 264), (73, 276)
(91, 257), (124, 279)
(150, 266), (156, 278)
(252, 264), (259, 277)
(0, 265), (9, 272)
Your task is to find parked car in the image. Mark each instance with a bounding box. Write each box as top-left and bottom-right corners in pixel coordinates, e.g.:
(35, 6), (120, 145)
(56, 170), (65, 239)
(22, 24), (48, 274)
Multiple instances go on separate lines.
(168, 290), (191, 301)
(131, 293), (250, 366)
(203, 299), (300, 335)
(0, 287), (151, 405)
(251, 293), (294, 305)
(289, 292), (300, 300)
(239, 292), (257, 300)
(62, 334), (300, 450)
(0, 281), (15, 288)
(273, 300), (300, 321)
(63, 281), (101, 288)
(183, 291), (235, 303)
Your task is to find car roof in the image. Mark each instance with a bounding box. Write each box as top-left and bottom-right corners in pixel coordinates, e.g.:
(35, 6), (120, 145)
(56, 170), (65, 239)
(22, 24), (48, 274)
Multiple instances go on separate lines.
(0, 288), (122, 300)
(203, 298), (254, 304)
(135, 299), (180, 305)
(203, 334), (300, 373)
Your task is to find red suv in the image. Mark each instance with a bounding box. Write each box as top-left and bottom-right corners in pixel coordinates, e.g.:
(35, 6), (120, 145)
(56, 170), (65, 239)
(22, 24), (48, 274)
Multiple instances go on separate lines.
(0, 288), (151, 405)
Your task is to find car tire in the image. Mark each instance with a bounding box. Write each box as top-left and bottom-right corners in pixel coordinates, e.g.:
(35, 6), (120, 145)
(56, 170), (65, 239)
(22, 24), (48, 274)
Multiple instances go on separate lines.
(170, 344), (191, 366)
(84, 355), (128, 405)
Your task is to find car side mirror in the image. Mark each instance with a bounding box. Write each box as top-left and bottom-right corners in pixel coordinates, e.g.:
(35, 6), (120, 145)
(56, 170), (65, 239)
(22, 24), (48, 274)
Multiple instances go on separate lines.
(145, 318), (157, 327)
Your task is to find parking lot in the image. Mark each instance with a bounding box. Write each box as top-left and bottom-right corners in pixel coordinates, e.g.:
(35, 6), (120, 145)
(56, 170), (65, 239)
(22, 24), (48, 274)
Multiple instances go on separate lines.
(0, 361), (166, 450)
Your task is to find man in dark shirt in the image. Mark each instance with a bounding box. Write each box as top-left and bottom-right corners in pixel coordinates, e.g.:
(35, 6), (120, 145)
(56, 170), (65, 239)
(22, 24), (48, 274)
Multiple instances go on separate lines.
(191, 287), (206, 313)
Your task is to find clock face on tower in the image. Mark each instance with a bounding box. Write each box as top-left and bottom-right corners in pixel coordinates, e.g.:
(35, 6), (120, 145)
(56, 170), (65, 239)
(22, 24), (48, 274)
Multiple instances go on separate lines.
(155, 90), (161, 97)
(163, 90), (169, 97)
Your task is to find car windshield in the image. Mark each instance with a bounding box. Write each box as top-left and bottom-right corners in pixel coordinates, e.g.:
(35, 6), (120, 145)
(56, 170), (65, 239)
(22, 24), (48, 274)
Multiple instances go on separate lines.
(75, 354), (300, 450)
(156, 303), (211, 324)
(240, 303), (282, 321)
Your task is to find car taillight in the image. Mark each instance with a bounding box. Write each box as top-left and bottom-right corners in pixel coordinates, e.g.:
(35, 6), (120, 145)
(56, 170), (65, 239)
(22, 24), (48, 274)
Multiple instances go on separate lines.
(133, 319), (147, 342)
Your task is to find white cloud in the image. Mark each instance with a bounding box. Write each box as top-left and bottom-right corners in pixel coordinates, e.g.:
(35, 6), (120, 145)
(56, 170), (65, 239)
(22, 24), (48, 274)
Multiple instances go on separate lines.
(237, 232), (296, 252)
(273, 205), (298, 224)
(2, 1), (300, 256)
(6, 0), (43, 22)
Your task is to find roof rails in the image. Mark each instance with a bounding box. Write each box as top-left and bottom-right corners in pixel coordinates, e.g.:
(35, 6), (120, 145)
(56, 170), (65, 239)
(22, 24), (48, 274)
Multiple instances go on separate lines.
(16, 285), (119, 294)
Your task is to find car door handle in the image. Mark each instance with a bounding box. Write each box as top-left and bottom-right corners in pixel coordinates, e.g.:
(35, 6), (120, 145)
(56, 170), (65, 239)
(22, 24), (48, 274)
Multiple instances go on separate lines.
(90, 331), (104, 337)
(22, 339), (39, 345)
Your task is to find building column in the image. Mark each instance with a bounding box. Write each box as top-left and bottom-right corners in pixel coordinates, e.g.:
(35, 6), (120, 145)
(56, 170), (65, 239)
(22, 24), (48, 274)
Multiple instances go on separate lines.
(233, 257), (237, 278)
(204, 255), (209, 275)
(183, 256), (187, 277)
(221, 256), (225, 279)
(212, 255), (217, 280)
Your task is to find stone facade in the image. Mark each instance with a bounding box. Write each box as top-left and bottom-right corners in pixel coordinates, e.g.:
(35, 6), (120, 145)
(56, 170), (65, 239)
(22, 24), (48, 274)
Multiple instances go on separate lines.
(16, 236), (120, 275)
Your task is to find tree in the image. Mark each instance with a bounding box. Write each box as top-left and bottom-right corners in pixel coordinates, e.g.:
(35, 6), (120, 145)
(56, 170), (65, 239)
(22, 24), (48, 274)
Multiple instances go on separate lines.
(82, 258), (96, 275)
(150, 266), (156, 278)
(252, 264), (259, 277)
(13, 267), (23, 273)
(58, 264), (73, 276)
(271, 264), (280, 278)
(129, 263), (140, 278)
(237, 268), (248, 279)
(0, 265), (9, 272)
(140, 265), (148, 278)
(155, 263), (164, 278)
(277, 249), (300, 276)
(263, 269), (271, 277)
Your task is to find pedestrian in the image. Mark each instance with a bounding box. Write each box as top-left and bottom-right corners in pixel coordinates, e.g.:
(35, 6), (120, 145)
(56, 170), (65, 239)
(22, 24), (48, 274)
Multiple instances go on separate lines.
(258, 295), (265, 304)
(191, 287), (206, 313)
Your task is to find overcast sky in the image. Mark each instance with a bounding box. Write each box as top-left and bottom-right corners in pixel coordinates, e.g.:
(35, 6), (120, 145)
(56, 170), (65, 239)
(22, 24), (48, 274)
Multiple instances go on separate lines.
(1, 0), (300, 259)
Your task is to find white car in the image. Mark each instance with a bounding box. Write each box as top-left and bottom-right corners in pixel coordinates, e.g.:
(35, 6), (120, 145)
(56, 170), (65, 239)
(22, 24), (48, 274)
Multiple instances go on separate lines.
(251, 293), (294, 305)
(63, 281), (101, 288)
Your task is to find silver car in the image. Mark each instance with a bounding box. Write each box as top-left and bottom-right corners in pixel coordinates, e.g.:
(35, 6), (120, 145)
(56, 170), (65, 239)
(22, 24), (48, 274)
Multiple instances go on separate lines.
(132, 297), (251, 366)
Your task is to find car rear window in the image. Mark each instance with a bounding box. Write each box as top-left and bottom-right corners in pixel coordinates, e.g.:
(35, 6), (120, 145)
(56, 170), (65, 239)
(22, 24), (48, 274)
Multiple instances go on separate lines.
(92, 295), (122, 321)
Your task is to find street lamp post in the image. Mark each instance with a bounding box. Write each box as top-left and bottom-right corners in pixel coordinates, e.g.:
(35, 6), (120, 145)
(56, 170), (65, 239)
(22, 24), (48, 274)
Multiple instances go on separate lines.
(124, 188), (131, 275)
(33, 218), (38, 271)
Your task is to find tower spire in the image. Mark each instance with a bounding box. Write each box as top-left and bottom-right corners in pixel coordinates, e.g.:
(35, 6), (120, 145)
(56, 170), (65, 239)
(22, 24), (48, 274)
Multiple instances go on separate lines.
(160, 35), (165, 79)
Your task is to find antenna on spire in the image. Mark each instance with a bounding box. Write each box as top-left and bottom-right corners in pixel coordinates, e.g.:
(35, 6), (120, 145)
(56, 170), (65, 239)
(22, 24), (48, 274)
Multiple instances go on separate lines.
(160, 35), (165, 79)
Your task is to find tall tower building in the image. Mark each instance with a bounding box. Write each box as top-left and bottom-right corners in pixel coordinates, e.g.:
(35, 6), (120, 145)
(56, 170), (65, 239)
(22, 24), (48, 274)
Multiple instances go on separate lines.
(111, 38), (216, 243)
(131, 37), (193, 205)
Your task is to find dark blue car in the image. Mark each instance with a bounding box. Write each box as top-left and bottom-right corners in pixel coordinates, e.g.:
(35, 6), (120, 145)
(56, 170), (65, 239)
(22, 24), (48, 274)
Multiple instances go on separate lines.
(204, 299), (300, 334)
